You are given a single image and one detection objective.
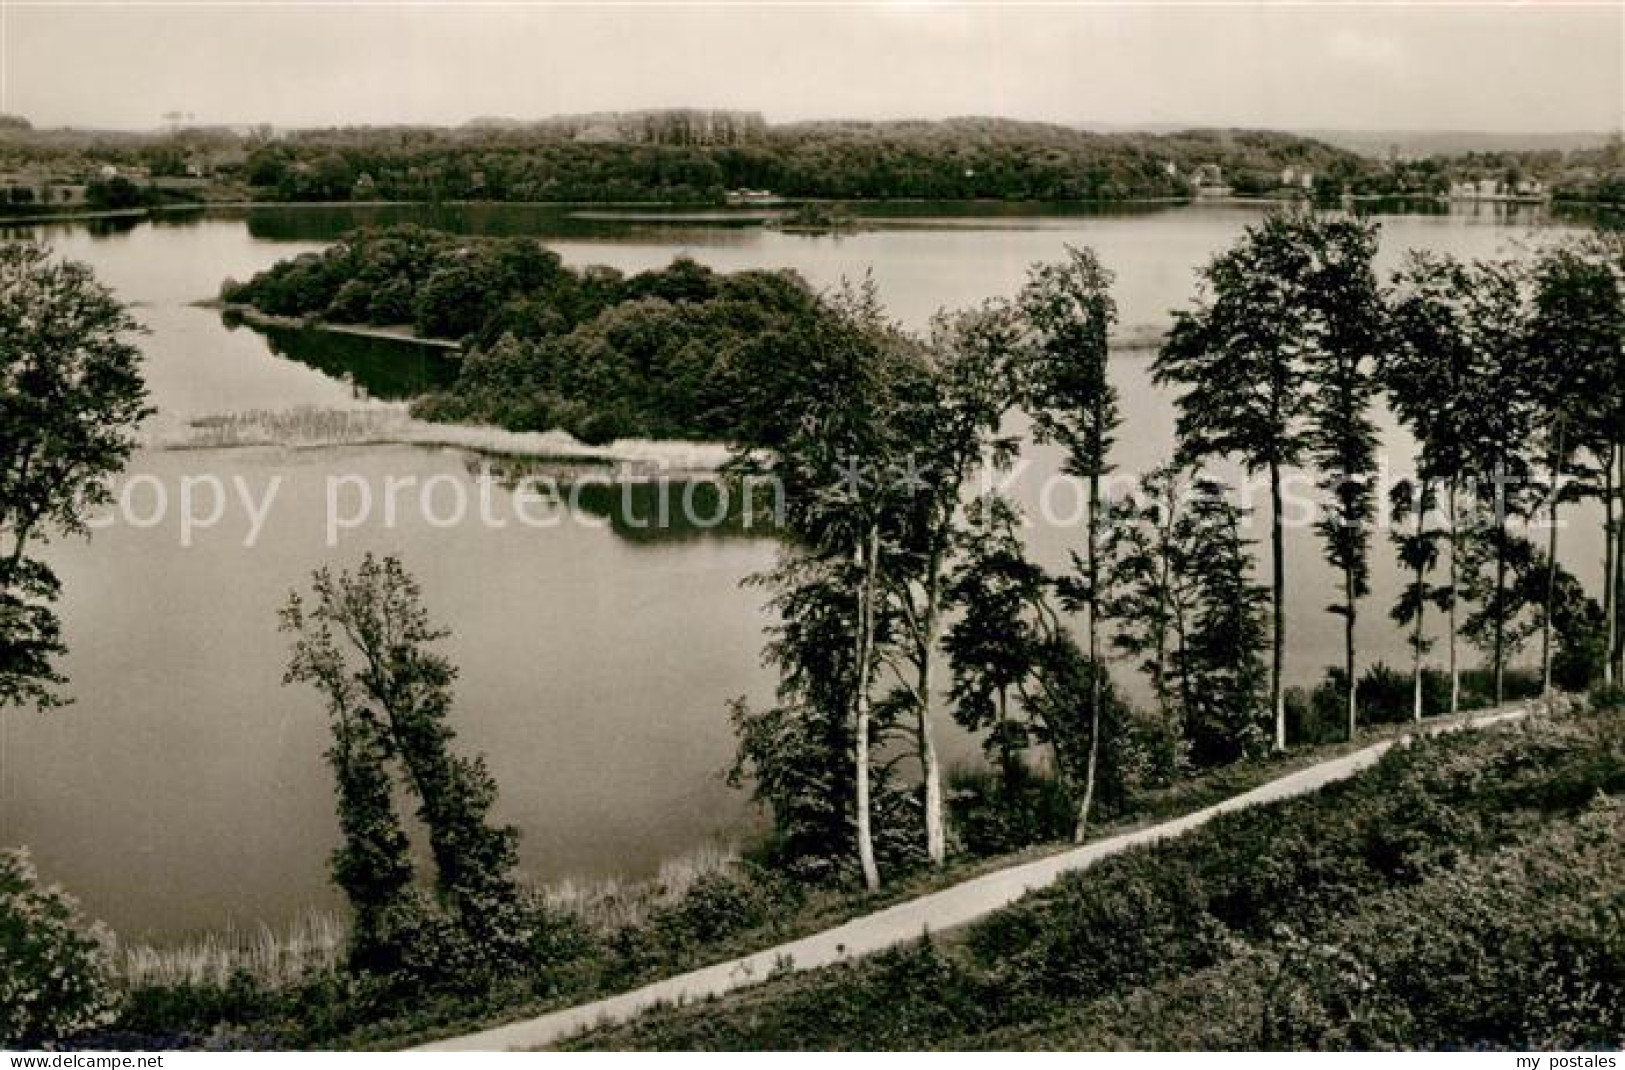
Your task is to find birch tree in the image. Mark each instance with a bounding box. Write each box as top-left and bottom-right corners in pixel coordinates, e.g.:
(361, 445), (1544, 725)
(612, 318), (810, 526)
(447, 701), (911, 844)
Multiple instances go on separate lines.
(887, 302), (1023, 865)
(1019, 245), (1119, 832)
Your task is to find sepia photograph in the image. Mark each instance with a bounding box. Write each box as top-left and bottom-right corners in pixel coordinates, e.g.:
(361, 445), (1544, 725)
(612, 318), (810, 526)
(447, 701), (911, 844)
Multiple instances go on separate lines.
(0, 0), (1622, 1055)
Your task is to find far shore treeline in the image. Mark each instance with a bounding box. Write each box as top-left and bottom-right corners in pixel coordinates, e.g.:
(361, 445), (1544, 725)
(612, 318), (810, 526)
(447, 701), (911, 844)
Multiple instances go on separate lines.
(4, 113), (1624, 218)
(8, 116), (1380, 204)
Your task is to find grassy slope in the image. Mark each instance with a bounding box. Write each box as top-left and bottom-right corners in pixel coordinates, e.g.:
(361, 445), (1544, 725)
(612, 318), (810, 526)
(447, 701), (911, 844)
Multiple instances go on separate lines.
(373, 714), (1472, 1049)
(562, 703), (1625, 1051)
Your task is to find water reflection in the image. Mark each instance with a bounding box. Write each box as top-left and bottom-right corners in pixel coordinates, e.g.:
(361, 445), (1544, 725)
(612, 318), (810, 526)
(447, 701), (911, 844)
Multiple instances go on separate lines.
(480, 456), (781, 543)
(225, 315), (462, 401)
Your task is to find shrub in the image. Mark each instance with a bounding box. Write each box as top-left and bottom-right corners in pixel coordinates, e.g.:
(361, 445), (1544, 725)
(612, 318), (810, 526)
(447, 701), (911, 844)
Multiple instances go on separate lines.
(946, 763), (1073, 856)
(1284, 685), (1338, 746)
(0, 849), (120, 1046)
(325, 279), (374, 323)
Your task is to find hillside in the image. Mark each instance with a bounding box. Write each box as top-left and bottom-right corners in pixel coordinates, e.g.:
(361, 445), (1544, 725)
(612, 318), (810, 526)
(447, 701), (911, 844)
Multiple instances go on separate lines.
(3, 114), (1374, 204)
(1301, 128), (1620, 158)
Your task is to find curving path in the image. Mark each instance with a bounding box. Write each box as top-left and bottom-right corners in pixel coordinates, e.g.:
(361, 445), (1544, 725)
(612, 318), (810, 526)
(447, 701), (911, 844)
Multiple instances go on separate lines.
(417, 705), (1533, 1051)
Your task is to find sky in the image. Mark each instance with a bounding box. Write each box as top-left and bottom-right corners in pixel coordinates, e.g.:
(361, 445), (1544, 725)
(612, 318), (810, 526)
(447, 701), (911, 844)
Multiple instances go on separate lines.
(0, 1), (1620, 134)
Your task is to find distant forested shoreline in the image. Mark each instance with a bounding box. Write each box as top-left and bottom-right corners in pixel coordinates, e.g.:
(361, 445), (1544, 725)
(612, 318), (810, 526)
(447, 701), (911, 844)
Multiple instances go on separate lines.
(8, 116), (1388, 205)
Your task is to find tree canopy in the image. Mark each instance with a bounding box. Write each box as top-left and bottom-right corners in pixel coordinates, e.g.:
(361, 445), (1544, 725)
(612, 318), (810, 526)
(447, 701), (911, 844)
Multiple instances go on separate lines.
(1, 243), (150, 710)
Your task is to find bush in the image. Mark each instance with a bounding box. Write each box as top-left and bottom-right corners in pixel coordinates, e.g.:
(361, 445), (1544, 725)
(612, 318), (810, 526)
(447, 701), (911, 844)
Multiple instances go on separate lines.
(1284, 685), (1337, 746)
(1589, 682), (1625, 712)
(1291, 663), (1540, 746)
(0, 849), (120, 1046)
(946, 764), (1074, 857)
(325, 279), (373, 323)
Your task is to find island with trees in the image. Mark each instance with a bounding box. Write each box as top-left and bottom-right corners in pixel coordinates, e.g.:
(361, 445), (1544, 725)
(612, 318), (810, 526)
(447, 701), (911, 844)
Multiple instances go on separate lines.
(4, 207), (1623, 1050)
(218, 225), (849, 444)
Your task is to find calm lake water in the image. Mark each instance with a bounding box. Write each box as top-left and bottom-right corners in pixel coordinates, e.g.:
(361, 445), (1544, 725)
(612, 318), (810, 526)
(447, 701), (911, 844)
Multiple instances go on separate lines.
(0, 202), (1602, 941)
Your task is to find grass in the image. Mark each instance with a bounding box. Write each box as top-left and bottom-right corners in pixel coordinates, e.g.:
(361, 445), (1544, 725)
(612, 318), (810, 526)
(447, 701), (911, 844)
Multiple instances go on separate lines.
(542, 841), (745, 933)
(115, 912), (346, 992)
(110, 842), (746, 993)
(165, 406), (411, 450)
(153, 404), (737, 473)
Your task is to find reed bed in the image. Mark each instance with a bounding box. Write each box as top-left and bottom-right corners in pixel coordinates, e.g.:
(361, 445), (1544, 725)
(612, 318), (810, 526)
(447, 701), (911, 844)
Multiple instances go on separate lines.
(151, 404), (735, 470)
(115, 910), (347, 990)
(543, 841), (741, 934)
(113, 843), (742, 991)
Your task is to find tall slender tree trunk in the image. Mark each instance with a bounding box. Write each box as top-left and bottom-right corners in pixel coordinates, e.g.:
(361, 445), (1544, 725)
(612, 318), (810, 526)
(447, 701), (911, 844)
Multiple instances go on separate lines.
(917, 550), (946, 866)
(1153, 547), (1171, 719)
(1269, 461), (1287, 750)
(995, 688), (1017, 794)
(1540, 423), (1566, 696)
(1171, 574), (1195, 739)
(1607, 445), (1621, 687)
(1345, 563), (1358, 741)
(1494, 530), (1508, 707)
(1077, 470), (1103, 842)
(1448, 478), (1461, 715)
(1411, 483), (1428, 723)
(1411, 608), (1426, 722)
(1615, 445), (1625, 684)
(854, 523), (881, 892)
(1618, 444), (1625, 684)
(1612, 445), (1625, 685)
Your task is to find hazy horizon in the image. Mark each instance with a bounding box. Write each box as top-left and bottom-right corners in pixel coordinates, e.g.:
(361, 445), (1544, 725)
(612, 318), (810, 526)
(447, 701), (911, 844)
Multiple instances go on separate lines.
(2, 2), (1620, 136)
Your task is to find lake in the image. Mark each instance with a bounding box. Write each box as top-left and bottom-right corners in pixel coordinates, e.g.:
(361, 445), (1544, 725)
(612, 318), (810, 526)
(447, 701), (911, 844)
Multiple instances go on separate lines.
(0, 201), (1601, 942)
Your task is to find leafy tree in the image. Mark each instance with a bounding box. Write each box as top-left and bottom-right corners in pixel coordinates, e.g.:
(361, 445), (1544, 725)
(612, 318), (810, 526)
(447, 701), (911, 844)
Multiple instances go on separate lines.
(1099, 464), (1194, 729)
(729, 560), (864, 883)
(0, 849), (118, 1046)
(1457, 261), (1542, 704)
(281, 555), (530, 970)
(0, 243), (150, 710)
(1103, 465), (1269, 766)
(1388, 254), (1540, 708)
(1544, 568), (1609, 690)
(1385, 252), (1479, 713)
(1593, 233), (1625, 688)
(730, 281), (921, 890)
(1388, 480), (1448, 721)
(946, 496), (1059, 792)
(1459, 528), (1606, 692)
(1459, 516), (1542, 701)
(280, 574), (415, 972)
(1301, 215), (1384, 739)
(1156, 209), (1368, 750)
(86, 176), (147, 211)
(1178, 480), (1273, 764)
(729, 540), (924, 886)
(1019, 245), (1119, 835)
(885, 302), (1023, 864)
(1526, 242), (1622, 693)
(1021, 634), (1137, 822)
